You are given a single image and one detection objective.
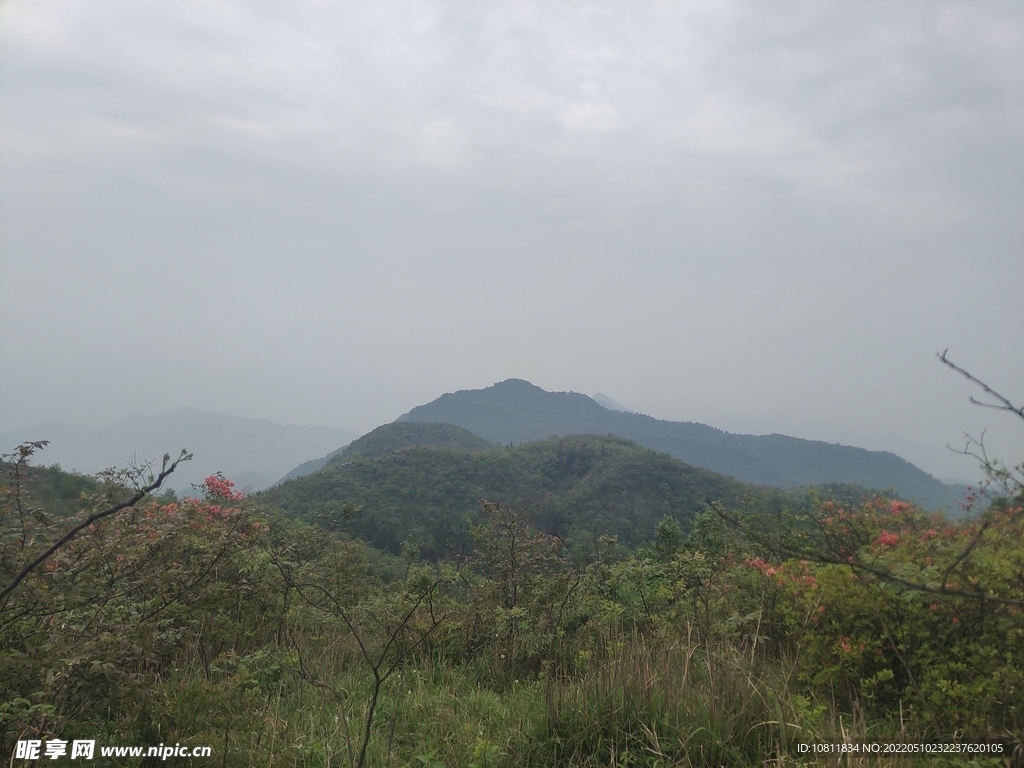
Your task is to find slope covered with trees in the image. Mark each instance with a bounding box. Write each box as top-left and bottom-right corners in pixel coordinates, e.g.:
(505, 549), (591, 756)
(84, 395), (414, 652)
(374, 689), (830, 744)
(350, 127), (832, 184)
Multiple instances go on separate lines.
(275, 422), (497, 485)
(400, 379), (968, 510)
(260, 433), (787, 559)
(340, 421), (498, 459)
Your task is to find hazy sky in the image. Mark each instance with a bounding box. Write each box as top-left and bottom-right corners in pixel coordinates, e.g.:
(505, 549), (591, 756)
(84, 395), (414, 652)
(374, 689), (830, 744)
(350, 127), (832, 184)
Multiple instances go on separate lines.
(1, 1), (1021, 480)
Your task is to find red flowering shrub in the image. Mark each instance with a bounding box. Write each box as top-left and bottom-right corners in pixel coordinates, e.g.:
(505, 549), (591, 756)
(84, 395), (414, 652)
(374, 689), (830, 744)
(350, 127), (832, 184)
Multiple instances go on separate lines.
(743, 492), (1024, 738)
(201, 472), (246, 501)
(0, 458), (277, 748)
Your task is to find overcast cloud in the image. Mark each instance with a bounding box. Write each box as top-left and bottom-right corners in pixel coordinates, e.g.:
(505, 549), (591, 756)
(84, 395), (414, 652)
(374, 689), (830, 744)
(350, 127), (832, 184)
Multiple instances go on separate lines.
(1, 1), (1021, 481)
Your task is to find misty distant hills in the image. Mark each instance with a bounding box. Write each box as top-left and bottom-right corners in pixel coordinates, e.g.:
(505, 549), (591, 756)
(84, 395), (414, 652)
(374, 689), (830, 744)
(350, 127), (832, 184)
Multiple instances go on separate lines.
(275, 446), (350, 485)
(1, 410), (359, 492)
(591, 393), (635, 413)
(398, 379), (969, 511)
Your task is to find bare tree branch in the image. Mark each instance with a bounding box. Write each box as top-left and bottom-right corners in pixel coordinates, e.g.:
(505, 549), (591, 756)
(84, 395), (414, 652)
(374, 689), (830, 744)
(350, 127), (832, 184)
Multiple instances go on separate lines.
(939, 350), (1024, 423)
(270, 540), (457, 768)
(0, 448), (191, 603)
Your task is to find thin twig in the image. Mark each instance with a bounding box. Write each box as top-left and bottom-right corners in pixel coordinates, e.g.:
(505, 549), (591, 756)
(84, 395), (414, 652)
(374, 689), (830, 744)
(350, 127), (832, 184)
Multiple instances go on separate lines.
(938, 350), (1024, 422)
(0, 449), (190, 603)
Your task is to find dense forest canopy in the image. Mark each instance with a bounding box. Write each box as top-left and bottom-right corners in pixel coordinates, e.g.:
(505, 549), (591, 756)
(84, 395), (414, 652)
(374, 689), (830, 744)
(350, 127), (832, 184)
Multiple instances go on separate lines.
(264, 432), (798, 559)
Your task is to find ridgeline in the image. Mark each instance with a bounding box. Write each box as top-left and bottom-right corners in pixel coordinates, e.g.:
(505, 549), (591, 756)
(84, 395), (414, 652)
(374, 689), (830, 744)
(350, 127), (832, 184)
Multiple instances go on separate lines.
(398, 379), (967, 510)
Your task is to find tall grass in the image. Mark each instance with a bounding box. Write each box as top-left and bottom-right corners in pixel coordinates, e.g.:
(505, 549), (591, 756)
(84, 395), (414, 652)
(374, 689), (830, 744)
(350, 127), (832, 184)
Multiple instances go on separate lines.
(531, 628), (799, 767)
(138, 623), (1011, 768)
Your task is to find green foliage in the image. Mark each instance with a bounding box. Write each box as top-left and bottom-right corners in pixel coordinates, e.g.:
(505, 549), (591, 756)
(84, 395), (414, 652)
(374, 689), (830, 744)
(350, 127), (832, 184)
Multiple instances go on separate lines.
(458, 501), (585, 682)
(4, 438), (1021, 765)
(262, 433), (788, 559)
(0, 460), (280, 755)
(741, 491), (1024, 738)
(653, 516), (682, 560)
(339, 421), (498, 460)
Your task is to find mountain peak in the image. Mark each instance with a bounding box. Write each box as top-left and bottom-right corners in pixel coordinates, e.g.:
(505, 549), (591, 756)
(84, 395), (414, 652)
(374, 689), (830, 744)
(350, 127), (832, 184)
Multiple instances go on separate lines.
(401, 379), (967, 510)
(489, 378), (546, 392)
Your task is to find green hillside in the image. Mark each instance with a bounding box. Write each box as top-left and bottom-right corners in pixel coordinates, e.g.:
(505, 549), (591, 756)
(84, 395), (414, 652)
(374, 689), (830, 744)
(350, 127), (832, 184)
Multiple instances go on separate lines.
(0, 461), (100, 518)
(275, 445), (348, 484)
(341, 421), (497, 459)
(400, 379), (968, 510)
(275, 422), (496, 485)
(260, 432), (787, 559)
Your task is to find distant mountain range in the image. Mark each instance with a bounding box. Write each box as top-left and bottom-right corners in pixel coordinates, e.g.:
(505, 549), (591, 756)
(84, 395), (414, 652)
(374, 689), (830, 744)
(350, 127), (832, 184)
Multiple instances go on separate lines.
(396, 379), (969, 511)
(0, 410), (359, 492)
(7, 380), (970, 510)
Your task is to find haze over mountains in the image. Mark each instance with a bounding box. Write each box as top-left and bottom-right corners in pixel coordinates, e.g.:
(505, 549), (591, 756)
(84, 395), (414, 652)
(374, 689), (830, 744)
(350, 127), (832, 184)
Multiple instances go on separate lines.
(397, 379), (968, 511)
(0, 410), (359, 493)
(3, 380), (969, 510)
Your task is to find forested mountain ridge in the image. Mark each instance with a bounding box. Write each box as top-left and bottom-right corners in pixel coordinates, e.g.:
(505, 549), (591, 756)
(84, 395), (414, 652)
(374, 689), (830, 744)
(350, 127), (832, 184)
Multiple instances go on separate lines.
(275, 423), (497, 485)
(260, 432), (792, 559)
(275, 445), (349, 484)
(341, 422), (498, 459)
(399, 379), (968, 510)
(0, 461), (101, 518)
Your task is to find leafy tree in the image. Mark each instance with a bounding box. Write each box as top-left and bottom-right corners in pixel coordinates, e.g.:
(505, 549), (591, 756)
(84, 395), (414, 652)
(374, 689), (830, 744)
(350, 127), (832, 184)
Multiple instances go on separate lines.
(0, 451), (278, 754)
(1, 442), (190, 602)
(464, 501), (583, 679)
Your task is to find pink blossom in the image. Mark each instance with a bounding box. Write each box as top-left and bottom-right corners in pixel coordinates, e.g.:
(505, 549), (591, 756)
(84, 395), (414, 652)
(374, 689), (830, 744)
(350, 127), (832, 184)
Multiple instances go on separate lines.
(875, 531), (899, 547)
